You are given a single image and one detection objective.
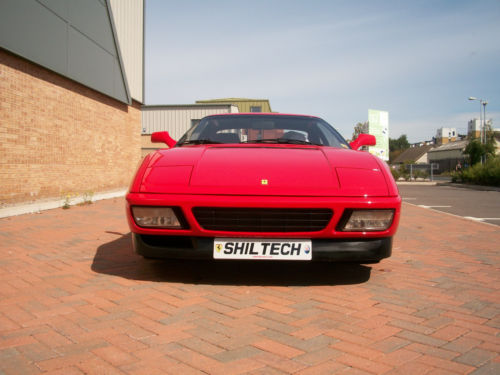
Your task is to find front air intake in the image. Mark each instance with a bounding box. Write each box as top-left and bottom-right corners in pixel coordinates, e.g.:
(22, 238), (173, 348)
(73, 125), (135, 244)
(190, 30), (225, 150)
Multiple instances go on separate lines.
(192, 207), (332, 232)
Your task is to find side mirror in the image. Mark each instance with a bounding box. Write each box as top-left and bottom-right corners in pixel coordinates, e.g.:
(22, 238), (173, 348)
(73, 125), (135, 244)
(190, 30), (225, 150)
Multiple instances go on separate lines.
(151, 131), (177, 148)
(349, 133), (376, 150)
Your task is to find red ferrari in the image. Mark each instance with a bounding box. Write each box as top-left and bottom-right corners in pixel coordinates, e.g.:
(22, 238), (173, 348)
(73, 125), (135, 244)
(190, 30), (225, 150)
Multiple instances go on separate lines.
(126, 113), (401, 263)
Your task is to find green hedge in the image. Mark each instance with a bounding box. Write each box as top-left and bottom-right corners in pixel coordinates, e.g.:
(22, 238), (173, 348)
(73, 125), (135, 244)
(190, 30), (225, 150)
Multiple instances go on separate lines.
(390, 168), (400, 180)
(451, 156), (500, 187)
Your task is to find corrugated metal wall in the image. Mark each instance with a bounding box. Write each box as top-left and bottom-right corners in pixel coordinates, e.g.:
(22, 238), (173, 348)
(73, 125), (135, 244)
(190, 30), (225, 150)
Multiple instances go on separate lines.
(142, 105), (239, 139)
(109, 0), (144, 103)
(428, 149), (464, 161)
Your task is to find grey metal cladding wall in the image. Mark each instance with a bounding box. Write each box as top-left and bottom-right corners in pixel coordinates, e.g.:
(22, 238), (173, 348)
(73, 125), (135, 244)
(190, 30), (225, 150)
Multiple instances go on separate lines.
(68, 0), (115, 52)
(0, 0), (68, 74)
(0, 0), (130, 104)
(142, 106), (238, 139)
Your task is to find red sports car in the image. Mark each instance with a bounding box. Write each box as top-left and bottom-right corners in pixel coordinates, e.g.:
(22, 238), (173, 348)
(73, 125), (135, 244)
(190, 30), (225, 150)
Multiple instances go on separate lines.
(126, 113), (401, 263)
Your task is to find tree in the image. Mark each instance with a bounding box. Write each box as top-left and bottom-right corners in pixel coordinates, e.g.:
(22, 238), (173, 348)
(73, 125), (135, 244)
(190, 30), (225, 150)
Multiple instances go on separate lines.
(464, 129), (496, 166)
(389, 135), (410, 152)
(352, 122), (368, 140)
(465, 139), (485, 166)
(388, 135), (410, 163)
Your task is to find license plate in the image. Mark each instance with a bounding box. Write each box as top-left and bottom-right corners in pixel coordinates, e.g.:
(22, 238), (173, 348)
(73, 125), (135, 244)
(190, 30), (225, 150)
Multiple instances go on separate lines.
(213, 238), (312, 260)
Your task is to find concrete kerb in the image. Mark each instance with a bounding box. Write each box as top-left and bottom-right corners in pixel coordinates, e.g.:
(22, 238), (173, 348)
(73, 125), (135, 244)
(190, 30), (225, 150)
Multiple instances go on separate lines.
(436, 182), (500, 192)
(397, 181), (500, 192)
(396, 181), (437, 186)
(2, 182), (498, 218)
(0, 189), (127, 219)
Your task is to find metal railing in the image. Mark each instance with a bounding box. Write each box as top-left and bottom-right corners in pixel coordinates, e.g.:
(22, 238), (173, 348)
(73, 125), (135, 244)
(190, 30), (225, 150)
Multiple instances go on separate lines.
(392, 163), (440, 181)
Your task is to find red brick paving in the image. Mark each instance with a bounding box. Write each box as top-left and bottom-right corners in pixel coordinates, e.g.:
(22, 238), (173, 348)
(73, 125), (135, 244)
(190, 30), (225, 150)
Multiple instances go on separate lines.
(0, 198), (499, 374)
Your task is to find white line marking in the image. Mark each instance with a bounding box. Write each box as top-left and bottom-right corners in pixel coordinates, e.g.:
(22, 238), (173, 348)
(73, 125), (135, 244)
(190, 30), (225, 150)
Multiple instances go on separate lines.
(464, 217), (500, 222)
(464, 217), (484, 222)
(418, 205), (452, 209)
(404, 202), (500, 228)
(402, 197), (417, 200)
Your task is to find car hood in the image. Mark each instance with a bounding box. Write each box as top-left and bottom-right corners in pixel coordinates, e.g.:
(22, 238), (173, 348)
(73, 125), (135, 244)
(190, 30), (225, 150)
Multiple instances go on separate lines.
(138, 145), (393, 197)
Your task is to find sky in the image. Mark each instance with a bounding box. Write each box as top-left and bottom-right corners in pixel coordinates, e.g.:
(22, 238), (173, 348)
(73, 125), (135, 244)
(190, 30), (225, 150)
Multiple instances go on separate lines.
(145, 0), (500, 143)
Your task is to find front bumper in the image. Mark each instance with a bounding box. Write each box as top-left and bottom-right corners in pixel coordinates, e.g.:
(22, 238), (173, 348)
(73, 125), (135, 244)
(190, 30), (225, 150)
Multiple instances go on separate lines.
(133, 233), (392, 262)
(127, 192), (400, 263)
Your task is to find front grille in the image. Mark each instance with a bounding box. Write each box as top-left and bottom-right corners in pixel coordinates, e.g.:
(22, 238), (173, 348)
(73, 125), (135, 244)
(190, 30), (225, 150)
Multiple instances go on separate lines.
(192, 207), (332, 232)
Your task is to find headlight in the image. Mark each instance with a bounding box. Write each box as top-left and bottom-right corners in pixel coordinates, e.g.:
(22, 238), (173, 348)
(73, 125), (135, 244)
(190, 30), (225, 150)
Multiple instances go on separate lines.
(339, 210), (394, 232)
(131, 206), (185, 228)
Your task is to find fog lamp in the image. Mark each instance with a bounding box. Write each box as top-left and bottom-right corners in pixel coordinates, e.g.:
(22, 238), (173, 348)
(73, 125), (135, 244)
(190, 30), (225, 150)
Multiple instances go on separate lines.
(132, 206), (183, 228)
(342, 210), (394, 231)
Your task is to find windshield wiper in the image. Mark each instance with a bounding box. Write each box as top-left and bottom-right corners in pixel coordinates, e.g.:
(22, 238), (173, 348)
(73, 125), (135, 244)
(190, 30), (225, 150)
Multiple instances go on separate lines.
(276, 139), (316, 145)
(240, 138), (281, 144)
(241, 138), (318, 145)
(177, 139), (222, 146)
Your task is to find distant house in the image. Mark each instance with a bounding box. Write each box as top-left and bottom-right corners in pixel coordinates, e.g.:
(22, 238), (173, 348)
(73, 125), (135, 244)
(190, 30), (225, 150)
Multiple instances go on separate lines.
(436, 127), (457, 145)
(468, 119), (482, 139)
(410, 140), (434, 147)
(196, 98), (272, 113)
(392, 145), (434, 166)
(468, 119), (495, 140)
(427, 140), (468, 173)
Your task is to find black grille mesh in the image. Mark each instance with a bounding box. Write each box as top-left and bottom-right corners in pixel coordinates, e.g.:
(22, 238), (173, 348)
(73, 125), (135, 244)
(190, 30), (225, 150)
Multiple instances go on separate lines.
(192, 207), (332, 232)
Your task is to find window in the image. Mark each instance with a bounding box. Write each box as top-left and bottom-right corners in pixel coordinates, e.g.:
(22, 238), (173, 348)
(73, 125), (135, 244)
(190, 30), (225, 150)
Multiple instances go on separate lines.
(250, 106), (262, 112)
(177, 114), (349, 148)
(191, 119), (201, 127)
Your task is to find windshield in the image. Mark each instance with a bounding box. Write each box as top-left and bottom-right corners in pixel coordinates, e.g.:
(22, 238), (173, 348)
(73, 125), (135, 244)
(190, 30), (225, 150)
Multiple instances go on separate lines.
(176, 115), (349, 148)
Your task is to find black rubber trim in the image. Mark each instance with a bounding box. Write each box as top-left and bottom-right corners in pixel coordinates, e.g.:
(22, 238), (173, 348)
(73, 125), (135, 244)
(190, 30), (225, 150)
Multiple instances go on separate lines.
(132, 234), (392, 263)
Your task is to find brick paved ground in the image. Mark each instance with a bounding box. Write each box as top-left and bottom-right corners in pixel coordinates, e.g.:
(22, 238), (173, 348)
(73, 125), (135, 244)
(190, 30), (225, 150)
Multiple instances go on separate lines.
(0, 198), (498, 374)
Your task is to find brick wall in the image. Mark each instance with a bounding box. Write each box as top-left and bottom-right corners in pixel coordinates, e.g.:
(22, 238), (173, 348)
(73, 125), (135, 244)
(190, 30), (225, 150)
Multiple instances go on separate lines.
(141, 134), (164, 157)
(0, 49), (142, 205)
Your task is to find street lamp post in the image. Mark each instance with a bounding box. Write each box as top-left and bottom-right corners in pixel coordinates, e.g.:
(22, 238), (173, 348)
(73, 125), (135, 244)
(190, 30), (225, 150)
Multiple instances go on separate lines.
(468, 97), (490, 164)
(482, 101), (488, 144)
(468, 97), (485, 144)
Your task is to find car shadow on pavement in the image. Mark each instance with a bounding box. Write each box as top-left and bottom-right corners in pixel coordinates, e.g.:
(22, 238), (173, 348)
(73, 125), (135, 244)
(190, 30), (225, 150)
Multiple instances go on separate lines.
(91, 233), (372, 286)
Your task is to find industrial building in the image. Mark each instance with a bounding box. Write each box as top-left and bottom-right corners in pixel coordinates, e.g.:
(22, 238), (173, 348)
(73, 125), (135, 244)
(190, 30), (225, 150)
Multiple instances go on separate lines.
(196, 98), (272, 113)
(0, 3), (277, 211)
(141, 104), (239, 156)
(141, 98), (273, 156)
(0, 0), (144, 207)
(427, 140), (467, 173)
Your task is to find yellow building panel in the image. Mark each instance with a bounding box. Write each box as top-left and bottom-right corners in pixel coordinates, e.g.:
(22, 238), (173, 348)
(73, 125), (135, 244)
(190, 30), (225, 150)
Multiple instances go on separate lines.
(196, 98), (272, 113)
